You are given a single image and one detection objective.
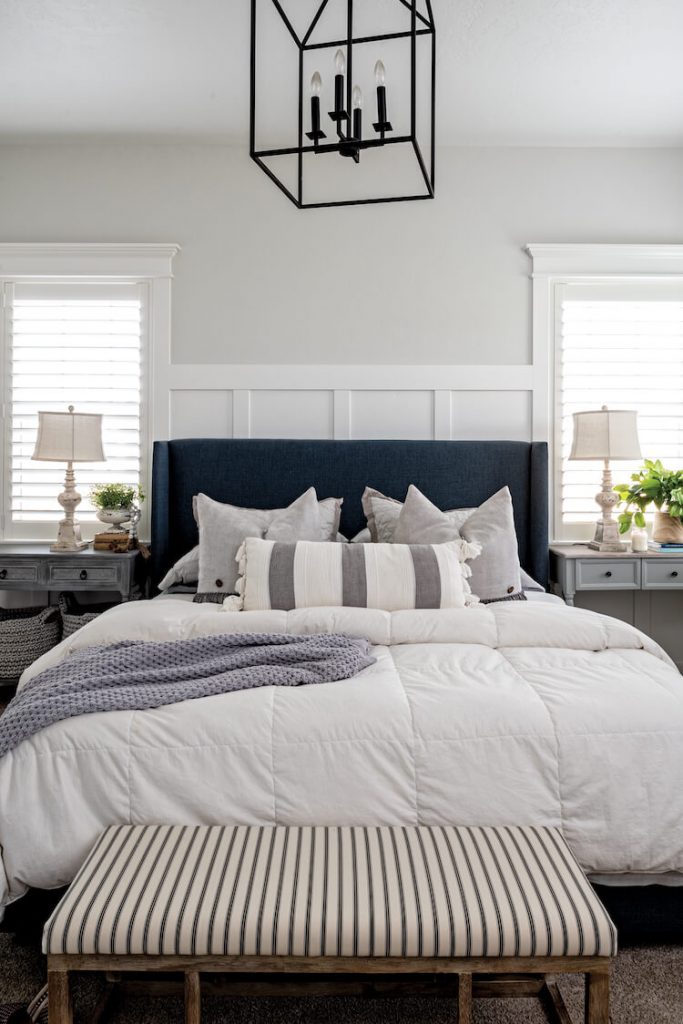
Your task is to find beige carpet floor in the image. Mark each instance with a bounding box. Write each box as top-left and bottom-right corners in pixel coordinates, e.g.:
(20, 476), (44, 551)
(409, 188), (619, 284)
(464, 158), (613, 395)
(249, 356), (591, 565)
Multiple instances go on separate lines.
(2, 933), (682, 1023)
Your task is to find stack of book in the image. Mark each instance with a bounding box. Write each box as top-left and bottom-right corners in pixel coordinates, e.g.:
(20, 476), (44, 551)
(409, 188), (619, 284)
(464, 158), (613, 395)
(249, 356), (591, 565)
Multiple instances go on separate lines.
(93, 531), (131, 553)
(648, 541), (683, 553)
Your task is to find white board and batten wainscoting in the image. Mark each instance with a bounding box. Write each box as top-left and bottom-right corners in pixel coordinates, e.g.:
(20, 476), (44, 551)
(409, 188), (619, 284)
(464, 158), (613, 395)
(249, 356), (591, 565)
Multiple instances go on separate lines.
(167, 364), (542, 446)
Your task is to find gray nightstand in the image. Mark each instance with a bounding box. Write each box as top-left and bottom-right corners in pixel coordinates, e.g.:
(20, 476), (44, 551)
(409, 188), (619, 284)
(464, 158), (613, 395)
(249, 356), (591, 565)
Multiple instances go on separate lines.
(0, 546), (145, 602)
(550, 544), (683, 606)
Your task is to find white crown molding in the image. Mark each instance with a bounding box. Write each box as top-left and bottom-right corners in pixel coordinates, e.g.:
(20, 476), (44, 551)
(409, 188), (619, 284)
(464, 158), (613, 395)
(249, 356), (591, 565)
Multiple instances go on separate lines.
(0, 243), (180, 278)
(525, 243), (683, 277)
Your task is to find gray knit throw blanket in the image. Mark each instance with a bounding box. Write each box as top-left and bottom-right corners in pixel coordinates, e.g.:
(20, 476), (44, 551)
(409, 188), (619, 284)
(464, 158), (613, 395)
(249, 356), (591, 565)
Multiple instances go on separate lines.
(0, 632), (375, 758)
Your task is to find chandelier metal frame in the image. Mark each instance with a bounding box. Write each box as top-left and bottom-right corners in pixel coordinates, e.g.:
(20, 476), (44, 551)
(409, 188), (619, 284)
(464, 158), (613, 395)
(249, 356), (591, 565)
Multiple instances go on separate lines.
(249, 0), (436, 208)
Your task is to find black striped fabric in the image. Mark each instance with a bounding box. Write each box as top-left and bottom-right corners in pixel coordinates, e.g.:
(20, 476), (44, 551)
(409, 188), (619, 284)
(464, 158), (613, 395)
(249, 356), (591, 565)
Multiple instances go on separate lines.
(43, 825), (616, 958)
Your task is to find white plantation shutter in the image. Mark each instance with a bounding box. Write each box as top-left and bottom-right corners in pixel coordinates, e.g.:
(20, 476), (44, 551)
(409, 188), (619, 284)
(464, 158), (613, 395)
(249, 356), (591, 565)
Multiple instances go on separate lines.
(558, 282), (683, 536)
(6, 281), (145, 535)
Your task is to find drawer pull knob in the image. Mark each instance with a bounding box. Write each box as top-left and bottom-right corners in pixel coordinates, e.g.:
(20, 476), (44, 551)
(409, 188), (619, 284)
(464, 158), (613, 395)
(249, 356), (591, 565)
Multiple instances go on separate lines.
(672, 571), (679, 578)
(605, 571), (612, 577)
(79, 569), (88, 581)
(0, 569), (6, 580)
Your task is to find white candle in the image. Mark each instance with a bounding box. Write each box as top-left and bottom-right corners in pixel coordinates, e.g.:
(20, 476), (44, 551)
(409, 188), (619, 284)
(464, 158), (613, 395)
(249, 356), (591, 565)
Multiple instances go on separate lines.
(631, 527), (648, 552)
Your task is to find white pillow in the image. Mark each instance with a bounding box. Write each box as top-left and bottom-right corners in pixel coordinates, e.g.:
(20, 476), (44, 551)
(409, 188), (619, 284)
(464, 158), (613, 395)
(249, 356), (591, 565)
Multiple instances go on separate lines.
(227, 537), (480, 612)
(158, 545), (200, 592)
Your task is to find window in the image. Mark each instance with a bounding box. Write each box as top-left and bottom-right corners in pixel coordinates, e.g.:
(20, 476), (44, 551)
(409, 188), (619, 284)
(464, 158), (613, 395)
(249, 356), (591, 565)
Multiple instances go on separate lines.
(527, 244), (683, 542)
(557, 282), (683, 538)
(0, 243), (178, 541)
(5, 282), (144, 536)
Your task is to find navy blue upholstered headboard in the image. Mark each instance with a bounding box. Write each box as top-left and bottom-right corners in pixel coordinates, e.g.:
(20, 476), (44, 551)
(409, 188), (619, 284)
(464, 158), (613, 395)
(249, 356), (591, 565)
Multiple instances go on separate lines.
(151, 439), (548, 589)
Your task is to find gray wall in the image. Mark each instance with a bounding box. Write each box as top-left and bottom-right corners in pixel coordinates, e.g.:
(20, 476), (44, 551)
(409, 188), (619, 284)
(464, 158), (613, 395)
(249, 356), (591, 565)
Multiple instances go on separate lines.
(2, 142), (683, 648)
(0, 143), (682, 365)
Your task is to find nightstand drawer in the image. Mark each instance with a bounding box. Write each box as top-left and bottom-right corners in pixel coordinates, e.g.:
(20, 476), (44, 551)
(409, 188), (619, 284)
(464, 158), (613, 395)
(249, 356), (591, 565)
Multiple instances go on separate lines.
(48, 564), (120, 586)
(642, 559), (683, 589)
(0, 562), (40, 584)
(575, 559), (640, 590)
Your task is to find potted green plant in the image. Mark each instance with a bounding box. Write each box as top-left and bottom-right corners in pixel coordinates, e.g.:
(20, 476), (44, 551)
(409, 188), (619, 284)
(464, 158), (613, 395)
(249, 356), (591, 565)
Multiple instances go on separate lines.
(614, 460), (683, 543)
(90, 483), (144, 533)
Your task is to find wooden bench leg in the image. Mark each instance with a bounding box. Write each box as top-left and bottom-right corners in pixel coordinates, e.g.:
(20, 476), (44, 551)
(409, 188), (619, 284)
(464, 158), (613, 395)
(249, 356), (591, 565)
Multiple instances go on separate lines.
(585, 969), (610, 1024)
(91, 978), (120, 1024)
(185, 970), (201, 1024)
(457, 972), (472, 1024)
(48, 970), (72, 1024)
(541, 979), (574, 1024)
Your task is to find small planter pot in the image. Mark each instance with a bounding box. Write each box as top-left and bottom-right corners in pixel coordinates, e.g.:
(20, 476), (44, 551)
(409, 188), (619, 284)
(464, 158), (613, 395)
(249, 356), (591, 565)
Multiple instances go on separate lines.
(652, 511), (683, 544)
(96, 508), (132, 533)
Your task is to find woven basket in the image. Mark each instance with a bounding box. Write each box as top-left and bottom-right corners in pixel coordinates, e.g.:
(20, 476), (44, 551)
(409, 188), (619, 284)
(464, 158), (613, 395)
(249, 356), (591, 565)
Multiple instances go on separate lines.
(0, 606), (61, 681)
(58, 592), (118, 640)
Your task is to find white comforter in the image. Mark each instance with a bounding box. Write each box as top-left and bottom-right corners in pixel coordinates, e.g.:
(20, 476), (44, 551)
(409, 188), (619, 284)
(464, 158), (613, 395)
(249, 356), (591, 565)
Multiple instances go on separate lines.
(1, 599), (683, 916)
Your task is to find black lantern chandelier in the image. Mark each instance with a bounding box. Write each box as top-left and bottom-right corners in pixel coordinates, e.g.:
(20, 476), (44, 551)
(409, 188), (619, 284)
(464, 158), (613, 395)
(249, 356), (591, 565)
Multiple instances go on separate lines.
(250, 0), (436, 208)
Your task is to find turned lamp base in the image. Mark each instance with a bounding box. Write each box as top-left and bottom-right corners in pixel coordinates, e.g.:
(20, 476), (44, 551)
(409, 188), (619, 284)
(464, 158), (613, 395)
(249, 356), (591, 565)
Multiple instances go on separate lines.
(51, 539), (89, 553)
(587, 521), (627, 553)
(50, 520), (89, 552)
(50, 462), (91, 552)
(587, 459), (627, 552)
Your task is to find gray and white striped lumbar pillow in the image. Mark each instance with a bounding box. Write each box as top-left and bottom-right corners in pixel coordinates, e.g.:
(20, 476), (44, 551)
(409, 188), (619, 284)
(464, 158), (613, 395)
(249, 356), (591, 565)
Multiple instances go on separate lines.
(226, 538), (481, 612)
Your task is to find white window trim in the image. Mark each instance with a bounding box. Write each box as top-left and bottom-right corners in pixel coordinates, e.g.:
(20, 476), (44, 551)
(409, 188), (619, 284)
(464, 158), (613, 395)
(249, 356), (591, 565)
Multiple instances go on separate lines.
(526, 243), (683, 542)
(0, 243), (179, 544)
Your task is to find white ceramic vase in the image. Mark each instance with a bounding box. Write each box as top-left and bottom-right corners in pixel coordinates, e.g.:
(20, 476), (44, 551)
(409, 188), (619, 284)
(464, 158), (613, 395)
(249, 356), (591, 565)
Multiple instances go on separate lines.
(96, 508), (132, 533)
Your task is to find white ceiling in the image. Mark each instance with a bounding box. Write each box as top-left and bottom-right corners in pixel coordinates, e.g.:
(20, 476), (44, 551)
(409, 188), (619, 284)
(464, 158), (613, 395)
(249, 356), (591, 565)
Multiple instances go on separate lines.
(1, 0), (682, 146)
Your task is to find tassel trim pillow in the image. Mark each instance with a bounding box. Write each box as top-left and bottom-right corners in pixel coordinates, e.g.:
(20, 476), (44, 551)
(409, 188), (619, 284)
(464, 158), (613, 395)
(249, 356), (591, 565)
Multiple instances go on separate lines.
(226, 538), (481, 612)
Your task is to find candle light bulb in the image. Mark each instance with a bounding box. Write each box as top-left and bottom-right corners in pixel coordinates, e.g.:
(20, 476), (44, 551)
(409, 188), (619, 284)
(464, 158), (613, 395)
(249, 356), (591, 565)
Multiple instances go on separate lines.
(374, 60), (386, 86)
(335, 49), (346, 75)
(310, 71), (322, 96)
(352, 86), (363, 109)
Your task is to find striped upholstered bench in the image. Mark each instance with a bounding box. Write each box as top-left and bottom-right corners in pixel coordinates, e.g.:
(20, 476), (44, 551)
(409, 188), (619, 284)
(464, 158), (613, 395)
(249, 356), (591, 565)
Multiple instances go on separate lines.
(44, 824), (615, 1024)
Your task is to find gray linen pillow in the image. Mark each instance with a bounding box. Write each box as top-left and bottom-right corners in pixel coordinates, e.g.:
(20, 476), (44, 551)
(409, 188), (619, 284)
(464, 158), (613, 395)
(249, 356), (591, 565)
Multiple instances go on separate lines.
(364, 486), (473, 544)
(195, 488), (342, 601)
(361, 487), (402, 542)
(393, 486), (473, 544)
(191, 493), (342, 540)
(389, 484), (523, 603)
(459, 487), (523, 602)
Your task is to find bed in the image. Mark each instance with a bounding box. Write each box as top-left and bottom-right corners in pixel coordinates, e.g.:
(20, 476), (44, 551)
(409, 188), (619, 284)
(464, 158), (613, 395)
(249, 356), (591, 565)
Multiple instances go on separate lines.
(1, 439), (683, 929)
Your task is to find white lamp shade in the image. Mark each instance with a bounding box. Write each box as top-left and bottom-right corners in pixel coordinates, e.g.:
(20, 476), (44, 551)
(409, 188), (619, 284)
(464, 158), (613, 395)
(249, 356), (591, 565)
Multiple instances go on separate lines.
(569, 407), (641, 461)
(31, 408), (105, 463)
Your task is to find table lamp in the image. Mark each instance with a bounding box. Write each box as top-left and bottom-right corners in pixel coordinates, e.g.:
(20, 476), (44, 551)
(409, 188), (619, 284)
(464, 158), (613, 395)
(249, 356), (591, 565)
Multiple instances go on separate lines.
(569, 405), (641, 551)
(31, 405), (105, 551)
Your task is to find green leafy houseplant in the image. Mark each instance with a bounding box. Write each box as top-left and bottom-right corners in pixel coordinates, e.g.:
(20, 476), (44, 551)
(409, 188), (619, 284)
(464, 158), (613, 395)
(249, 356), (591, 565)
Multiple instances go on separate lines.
(90, 483), (145, 511)
(614, 460), (683, 534)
